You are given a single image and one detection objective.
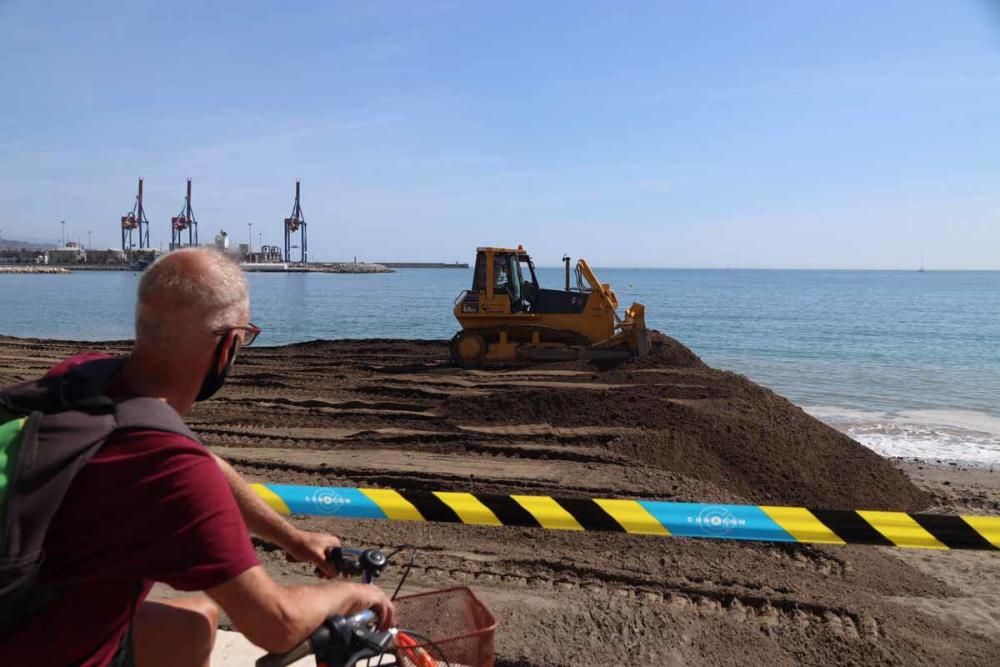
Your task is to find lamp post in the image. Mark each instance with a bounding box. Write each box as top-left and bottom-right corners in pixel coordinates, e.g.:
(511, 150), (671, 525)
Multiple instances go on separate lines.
(248, 222), (253, 255)
(87, 231), (92, 250)
(61, 220), (66, 246)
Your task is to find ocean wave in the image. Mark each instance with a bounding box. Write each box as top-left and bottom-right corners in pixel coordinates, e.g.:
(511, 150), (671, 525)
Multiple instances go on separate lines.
(803, 406), (1000, 466)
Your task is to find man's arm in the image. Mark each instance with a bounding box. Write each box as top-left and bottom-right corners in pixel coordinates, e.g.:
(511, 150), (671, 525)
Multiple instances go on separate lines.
(211, 453), (341, 576)
(208, 566), (397, 653)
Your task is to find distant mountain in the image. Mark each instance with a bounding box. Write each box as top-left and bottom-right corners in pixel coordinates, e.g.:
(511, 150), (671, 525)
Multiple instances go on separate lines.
(0, 239), (56, 250)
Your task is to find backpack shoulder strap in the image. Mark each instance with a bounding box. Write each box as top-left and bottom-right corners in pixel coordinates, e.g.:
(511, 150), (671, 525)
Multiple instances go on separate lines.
(0, 375), (69, 416)
(60, 358), (123, 412)
(0, 357), (123, 416)
(56, 357), (200, 443)
(114, 397), (200, 443)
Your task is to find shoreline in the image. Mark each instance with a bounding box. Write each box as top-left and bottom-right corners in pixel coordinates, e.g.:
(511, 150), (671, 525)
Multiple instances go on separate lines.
(0, 262), (396, 274)
(894, 459), (1000, 514)
(0, 266), (70, 274)
(893, 456), (1000, 473)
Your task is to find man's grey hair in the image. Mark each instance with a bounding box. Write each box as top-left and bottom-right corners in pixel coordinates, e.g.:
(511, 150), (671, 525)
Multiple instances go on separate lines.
(136, 248), (249, 344)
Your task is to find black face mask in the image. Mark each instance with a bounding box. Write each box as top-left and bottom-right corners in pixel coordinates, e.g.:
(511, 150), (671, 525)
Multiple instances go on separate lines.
(195, 336), (239, 402)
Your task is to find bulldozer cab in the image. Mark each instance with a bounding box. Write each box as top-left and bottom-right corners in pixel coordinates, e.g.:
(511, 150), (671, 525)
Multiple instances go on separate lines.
(471, 247), (537, 313)
(469, 246), (597, 315)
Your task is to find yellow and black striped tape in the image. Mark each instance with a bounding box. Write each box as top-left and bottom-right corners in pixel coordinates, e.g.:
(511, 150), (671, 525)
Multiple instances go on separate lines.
(250, 483), (1000, 551)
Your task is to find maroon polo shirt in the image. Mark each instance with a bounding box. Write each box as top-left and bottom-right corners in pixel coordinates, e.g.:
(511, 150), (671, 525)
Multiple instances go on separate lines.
(0, 353), (259, 666)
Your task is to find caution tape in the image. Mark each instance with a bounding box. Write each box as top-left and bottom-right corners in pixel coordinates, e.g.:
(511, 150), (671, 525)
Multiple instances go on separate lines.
(250, 483), (1000, 551)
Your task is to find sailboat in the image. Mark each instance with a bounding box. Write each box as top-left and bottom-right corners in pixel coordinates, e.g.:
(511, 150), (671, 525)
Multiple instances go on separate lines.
(918, 254), (926, 273)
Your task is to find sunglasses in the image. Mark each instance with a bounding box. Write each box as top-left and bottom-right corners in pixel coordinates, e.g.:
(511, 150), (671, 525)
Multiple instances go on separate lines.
(213, 322), (261, 347)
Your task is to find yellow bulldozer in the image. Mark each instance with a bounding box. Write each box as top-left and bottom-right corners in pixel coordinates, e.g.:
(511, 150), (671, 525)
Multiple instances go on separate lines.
(451, 246), (650, 367)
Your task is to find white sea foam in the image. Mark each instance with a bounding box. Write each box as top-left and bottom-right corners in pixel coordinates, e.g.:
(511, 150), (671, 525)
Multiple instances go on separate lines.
(804, 405), (1000, 466)
(896, 409), (1000, 436)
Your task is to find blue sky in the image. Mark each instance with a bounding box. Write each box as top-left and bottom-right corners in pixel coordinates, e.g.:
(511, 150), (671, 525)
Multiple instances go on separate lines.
(1, 1), (998, 268)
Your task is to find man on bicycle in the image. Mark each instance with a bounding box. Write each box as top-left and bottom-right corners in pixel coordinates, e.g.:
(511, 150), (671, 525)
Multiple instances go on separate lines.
(0, 247), (395, 666)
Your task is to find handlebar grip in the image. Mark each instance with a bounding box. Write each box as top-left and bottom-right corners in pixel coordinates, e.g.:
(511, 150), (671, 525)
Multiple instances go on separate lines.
(254, 609), (383, 667)
(346, 609), (377, 625)
(255, 640), (312, 667)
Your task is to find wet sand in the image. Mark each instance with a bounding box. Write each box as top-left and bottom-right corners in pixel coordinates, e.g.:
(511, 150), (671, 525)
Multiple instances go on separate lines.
(2, 335), (998, 665)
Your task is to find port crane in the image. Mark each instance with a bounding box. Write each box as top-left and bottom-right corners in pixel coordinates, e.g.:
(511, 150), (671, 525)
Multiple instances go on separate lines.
(170, 179), (199, 249)
(121, 178), (151, 256)
(283, 180), (307, 264)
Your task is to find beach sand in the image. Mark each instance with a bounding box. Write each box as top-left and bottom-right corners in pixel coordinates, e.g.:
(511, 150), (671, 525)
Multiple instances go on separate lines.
(1, 335), (998, 665)
(203, 460), (1000, 666)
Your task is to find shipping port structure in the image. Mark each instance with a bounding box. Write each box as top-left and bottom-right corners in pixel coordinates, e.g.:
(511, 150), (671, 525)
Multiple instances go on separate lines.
(283, 180), (307, 264)
(120, 178), (151, 257)
(170, 179), (199, 249)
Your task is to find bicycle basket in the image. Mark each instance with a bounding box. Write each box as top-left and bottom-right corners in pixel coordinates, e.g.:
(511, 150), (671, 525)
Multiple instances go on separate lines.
(392, 587), (496, 667)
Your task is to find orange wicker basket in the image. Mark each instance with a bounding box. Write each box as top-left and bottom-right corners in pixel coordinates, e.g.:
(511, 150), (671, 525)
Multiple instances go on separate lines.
(391, 587), (496, 667)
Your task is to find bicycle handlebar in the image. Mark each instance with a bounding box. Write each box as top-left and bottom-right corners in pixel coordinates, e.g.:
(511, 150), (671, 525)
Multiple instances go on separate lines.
(328, 547), (388, 583)
(255, 610), (387, 667)
(255, 548), (391, 667)
(255, 642), (312, 667)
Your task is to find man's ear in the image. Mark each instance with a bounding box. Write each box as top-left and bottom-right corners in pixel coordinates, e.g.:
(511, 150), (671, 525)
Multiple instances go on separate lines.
(217, 332), (239, 372)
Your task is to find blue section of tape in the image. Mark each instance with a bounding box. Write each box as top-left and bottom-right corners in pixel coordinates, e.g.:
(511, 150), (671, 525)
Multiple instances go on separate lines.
(639, 501), (796, 543)
(266, 485), (386, 520)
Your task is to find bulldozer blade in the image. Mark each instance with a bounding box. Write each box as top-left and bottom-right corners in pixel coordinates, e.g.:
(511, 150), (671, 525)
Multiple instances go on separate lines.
(624, 302), (651, 357)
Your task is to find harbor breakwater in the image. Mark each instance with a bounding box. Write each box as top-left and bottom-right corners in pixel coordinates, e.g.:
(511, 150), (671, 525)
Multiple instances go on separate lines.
(0, 266), (70, 274)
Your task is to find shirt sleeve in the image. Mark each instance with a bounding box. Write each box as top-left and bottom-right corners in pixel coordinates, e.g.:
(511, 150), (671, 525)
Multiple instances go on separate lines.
(106, 432), (261, 591)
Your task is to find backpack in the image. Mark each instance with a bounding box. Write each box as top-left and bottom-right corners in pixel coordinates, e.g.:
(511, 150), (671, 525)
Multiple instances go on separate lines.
(0, 357), (198, 637)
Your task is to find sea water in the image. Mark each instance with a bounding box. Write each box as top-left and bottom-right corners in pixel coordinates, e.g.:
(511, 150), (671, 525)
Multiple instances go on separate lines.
(1, 268), (997, 465)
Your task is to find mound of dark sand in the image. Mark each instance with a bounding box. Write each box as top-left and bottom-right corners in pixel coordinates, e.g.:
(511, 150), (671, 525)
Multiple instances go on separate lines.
(445, 332), (927, 511)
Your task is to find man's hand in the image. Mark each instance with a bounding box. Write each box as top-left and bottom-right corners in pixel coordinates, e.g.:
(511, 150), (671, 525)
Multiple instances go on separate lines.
(209, 567), (398, 653)
(340, 582), (397, 631)
(210, 454), (345, 577)
(286, 529), (342, 578)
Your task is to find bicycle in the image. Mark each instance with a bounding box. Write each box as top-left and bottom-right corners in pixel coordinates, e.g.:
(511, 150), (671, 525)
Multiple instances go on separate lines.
(256, 546), (495, 667)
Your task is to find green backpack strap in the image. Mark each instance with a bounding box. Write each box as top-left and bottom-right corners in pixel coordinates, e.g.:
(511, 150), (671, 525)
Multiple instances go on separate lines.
(0, 416), (28, 553)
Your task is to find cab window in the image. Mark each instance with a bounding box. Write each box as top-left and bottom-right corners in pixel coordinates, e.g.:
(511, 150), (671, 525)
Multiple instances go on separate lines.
(505, 254), (522, 305)
(494, 255), (509, 291)
(472, 253), (487, 290)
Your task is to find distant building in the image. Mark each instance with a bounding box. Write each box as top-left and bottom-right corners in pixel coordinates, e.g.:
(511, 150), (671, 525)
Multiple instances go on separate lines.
(129, 248), (161, 270)
(249, 244), (284, 263)
(215, 231), (230, 252)
(0, 248), (48, 264)
(48, 245), (87, 264)
(87, 248), (126, 265)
